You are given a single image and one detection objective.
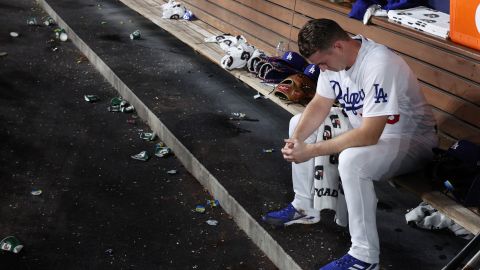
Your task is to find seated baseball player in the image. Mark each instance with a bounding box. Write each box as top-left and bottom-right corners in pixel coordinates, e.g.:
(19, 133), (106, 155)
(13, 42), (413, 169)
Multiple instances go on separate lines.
(262, 19), (437, 270)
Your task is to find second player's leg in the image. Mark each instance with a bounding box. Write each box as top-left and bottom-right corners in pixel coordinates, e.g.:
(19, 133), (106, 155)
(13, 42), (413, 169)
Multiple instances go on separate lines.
(262, 114), (320, 226)
(290, 114), (319, 216)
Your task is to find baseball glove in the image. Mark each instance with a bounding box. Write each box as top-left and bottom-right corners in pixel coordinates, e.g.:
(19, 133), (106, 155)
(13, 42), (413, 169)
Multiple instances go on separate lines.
(273, 73), (316, 103)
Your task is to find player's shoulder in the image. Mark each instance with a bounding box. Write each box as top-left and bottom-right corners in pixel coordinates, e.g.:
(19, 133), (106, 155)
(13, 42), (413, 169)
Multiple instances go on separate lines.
(361, 43), (405, 76)
(319, 70), (343, 83)
(362, 38), (398, 63)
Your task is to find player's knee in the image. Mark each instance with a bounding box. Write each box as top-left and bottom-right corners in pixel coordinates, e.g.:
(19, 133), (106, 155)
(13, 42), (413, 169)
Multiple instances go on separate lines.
(289, 114), (319, 144)
(338, 148), (361, 178)
(289, 114), (302, 137)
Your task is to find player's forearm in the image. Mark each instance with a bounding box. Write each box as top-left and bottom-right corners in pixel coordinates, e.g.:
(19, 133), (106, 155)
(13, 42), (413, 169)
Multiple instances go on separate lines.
(310, 128), (374, 156)
(291, 95), (333, 141)
(310, 116), (388, 156)
(292, 110), (325, 142)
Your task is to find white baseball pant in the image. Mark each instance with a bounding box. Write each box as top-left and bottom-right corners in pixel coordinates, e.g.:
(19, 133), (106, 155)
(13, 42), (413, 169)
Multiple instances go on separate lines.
(289, 113), (437, 263)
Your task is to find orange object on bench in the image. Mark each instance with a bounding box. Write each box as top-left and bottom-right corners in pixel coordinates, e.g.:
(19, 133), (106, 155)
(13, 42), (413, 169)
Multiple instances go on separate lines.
(450, 0), (480, 50)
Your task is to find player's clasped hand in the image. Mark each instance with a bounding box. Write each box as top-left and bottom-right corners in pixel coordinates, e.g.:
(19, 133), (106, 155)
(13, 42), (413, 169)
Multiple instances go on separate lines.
(281, 138), (312, 164)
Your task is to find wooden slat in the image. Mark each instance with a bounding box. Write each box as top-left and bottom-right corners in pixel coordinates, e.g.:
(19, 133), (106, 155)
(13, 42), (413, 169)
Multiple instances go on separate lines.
(267, 0), (295, 9)
(421, 84), (480, 129)
(308, 0), (351, 14)
(288, 41), (299, 53)
(422, 192), (480, 235)
(189, 18), (223, 37)
(292, 2), (480, 84)
(432, 109), (480, 144)
(437, 133), (456, 150)
(234, 0), (294, 24)
(182, 0), (277, 55)
(403, 56), (480, 107)
(208, 0), (292, 39)
(184, 0), (284, 51)
(124, 0), (225, 59)
(372, 17), (480, 62)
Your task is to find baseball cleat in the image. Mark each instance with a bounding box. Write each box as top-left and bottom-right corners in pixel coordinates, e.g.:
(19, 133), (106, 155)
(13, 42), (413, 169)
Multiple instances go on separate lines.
(261, 204), (320, 227)
(319, 254), (379, 270)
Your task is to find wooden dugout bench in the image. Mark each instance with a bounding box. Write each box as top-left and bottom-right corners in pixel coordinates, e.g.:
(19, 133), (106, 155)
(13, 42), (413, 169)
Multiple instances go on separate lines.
(122, 0), (480, 236)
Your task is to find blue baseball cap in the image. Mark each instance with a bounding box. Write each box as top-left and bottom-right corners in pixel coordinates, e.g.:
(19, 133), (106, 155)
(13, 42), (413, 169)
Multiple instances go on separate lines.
(279, 51), (308, 72)
(303, 64), (320, 81)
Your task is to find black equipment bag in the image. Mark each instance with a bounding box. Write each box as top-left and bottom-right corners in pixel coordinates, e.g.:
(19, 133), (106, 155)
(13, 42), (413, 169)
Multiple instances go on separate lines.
(432, 140), (480, 207)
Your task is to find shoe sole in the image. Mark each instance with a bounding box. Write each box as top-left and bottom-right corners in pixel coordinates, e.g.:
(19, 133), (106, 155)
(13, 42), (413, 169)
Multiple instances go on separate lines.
(284, 216), (320, 226)
(262, 215), (320, 227)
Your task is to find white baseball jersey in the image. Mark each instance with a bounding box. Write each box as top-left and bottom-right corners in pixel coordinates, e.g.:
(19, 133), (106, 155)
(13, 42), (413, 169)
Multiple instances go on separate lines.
(316, 35), (435, 136)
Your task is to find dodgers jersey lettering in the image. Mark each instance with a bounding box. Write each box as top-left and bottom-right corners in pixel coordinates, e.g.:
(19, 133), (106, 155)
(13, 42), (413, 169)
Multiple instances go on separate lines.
(316, 35), (435, 136)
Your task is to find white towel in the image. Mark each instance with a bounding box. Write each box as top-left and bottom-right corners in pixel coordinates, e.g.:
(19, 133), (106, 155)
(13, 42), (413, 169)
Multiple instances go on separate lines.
(313, 107), (352, 227)
(405, 202), (474, 239)
(387, 6), (450, 39)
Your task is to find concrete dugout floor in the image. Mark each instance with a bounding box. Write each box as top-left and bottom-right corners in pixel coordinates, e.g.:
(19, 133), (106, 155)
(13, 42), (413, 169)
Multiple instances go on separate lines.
(0, 1), (276, 269)
(0, 0), (469, 269)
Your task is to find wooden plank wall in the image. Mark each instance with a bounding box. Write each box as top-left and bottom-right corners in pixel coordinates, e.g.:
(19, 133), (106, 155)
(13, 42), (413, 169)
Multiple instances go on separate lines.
(181, 0), (480, 148)
(182, 0), (295, 56)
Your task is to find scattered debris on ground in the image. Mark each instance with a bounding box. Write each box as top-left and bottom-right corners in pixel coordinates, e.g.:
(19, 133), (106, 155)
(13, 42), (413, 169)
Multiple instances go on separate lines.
(131, 150), (149, 161)
(129, 29), (140, 40)
(0, 236), (23, 254)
